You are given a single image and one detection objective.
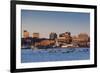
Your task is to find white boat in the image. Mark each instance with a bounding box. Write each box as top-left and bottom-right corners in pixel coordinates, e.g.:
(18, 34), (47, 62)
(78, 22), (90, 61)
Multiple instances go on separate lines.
(61, 44), (74, 48)
(31, 46), (38, 50)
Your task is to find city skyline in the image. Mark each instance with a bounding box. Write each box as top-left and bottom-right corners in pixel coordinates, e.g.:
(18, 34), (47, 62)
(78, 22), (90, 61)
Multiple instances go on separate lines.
(21, 10), (90, 38)
(22, 30), (89, 39)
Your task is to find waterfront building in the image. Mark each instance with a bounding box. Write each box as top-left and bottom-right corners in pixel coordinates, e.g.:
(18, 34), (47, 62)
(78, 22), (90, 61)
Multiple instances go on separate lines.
(58, 32), (72, 44)
(32, 39), (55, 48)
(72, 33), (90, 47)
(78, 33), (89, 42)
(32, 33), (39, 38)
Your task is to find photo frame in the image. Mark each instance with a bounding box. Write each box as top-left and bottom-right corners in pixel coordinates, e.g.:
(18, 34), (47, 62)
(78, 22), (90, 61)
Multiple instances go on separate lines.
(10, 1), (97, 72)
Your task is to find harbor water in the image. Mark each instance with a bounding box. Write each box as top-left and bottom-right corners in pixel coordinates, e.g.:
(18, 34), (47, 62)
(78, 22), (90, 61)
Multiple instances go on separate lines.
(21, 48), (90, 63)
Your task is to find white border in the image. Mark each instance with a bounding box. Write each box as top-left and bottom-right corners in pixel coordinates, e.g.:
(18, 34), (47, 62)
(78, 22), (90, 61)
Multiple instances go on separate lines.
(16, 4), (94, 69)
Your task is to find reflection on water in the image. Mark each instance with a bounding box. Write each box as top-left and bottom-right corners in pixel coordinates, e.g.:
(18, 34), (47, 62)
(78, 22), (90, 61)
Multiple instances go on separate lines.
(21, 48), (90, 63)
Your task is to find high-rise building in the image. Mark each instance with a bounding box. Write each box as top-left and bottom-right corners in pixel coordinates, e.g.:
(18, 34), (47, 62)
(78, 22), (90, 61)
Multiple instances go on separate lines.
(32, 33), (39, 38)
(49, 32), (57, 40)
(23, 30), (29, 38)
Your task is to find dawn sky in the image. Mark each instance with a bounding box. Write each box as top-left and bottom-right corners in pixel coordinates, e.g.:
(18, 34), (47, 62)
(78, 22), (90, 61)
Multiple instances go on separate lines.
(21, 10), (90, 38)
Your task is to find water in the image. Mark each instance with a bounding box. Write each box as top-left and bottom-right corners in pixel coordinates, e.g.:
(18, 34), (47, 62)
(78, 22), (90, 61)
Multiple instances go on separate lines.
(21, 48), (90, 63)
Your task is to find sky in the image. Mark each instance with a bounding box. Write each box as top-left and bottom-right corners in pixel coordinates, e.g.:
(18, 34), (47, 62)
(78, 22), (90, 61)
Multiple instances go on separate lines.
(21, 10), (90, 38)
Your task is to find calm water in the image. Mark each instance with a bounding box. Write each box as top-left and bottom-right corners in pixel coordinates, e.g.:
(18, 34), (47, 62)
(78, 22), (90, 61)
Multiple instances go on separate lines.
(21, 48), (90, 63)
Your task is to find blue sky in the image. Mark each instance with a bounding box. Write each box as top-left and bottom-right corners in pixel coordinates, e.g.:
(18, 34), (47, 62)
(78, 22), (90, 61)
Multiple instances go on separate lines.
(21, 10), (90, 38)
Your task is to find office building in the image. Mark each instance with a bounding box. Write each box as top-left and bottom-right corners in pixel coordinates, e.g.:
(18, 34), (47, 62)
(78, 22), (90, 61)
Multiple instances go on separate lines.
(49, 32), (57, 40)
(23, 30), (29, 38)
(32, 33), (39, 38)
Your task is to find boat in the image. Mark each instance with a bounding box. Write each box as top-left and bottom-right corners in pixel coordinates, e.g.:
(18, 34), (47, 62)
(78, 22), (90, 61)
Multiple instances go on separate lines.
(61, 44), (78, 48)
(21, 45), (31, 49)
